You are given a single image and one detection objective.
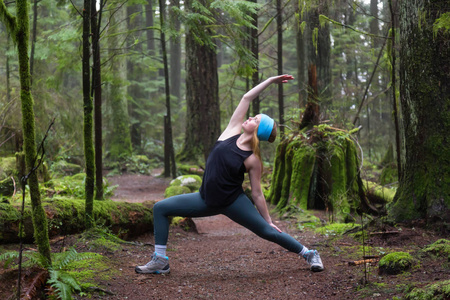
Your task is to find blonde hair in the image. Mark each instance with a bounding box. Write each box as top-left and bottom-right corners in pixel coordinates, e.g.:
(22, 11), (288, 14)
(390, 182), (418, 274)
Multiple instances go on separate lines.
(252, 122), (277, 162)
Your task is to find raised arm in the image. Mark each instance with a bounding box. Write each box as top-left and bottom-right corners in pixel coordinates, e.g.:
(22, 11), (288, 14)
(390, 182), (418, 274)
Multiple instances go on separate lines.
(218, 74), (294, 140)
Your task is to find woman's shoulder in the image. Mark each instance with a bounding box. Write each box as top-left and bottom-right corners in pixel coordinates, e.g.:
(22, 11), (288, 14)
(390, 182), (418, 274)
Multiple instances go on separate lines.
(244, 154), (262, 171)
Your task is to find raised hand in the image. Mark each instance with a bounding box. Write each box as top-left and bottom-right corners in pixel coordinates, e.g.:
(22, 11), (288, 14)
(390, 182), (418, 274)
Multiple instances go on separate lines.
(271, 74), (294, 84)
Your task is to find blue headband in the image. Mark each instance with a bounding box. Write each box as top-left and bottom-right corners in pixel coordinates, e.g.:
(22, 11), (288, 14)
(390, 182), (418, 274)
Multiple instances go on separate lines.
(257, 114), (275, 141)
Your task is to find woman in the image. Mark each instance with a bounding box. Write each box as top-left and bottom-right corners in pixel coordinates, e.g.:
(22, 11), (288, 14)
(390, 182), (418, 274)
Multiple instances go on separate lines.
(136, 74), (324, 274)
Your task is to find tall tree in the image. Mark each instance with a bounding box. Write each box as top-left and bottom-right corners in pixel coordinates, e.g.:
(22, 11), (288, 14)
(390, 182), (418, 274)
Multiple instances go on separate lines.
(127, 3), (144, 151)
(169, 0), (181, 104)
(82, 0), (95, 228)
(92, 0), (104, 200)
(277, 0), (284, 134)
(159, 0), (176, 178)
(106, 2), (132, 161)
(179, 0), (220, 162)
(250, 0), (260, 116)
(390, 0), (450, 223)
(0, 0), (52, 266)
(297, 0), (331, 116)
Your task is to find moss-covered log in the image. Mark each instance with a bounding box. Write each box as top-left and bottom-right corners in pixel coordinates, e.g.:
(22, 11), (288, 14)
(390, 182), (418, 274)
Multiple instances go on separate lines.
(268, 125), (376, 220)
(0, 199), (154, 244)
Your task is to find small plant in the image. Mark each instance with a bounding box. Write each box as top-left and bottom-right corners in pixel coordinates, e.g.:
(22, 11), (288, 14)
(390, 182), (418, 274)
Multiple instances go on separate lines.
(0, 248), (99, 300)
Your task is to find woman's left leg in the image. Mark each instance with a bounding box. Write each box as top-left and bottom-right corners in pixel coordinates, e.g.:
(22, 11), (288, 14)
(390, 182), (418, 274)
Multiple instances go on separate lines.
(222, 194), (304, 254)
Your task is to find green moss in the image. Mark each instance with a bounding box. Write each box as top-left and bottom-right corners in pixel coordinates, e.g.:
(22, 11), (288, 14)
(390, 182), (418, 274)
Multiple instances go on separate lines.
(0, 202), (22, 223)
(65, 252), (117, 288)
(0, 156), (17, 178)
(176, 164), (204, 176)
(363, 180), (396, 203)
(268, 140), (287, 205)
(49, 160), (83, 177)
(164, 185), (191, 198)
(0, 177), (15, 196)
(169, 175), (202, 192)
(270, 126), (367, 220)
(315, 222), (359, 236)
(421, 239), (450, 259)
(380, 163), (398, 185)
(404, 280), (450, 300)
(379, 252), (414, 275)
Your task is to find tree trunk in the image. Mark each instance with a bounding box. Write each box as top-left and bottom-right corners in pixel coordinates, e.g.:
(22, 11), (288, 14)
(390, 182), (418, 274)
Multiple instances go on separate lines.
(127, 3), (144, 151)
(169, 0), (181, 105)
(305, 1), (331, 110)
(6, 33), (11, 103)
(146, 0), (155, 56)
(15, 0), (52, 266)
(277, 0), (284, 135)
(29, 0), (37, 85)
(92, 0), (103, 200)
(179, 0), (220, 163)
(370, 0), (379, 48)
(159, 0), (176, 178)
(296, 6), (307, 115)
(390, 0), (450, 223)
(250, 0), (260, 116)
(107, 4), (132, 161)
(82, 0), (95, 229)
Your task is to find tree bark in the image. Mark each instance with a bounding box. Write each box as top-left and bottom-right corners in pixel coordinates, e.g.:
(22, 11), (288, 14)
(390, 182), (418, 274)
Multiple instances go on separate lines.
(250, 0), (260, 116)
(15, 0), (52, 266)
(169, 0), (181, 105)
(82, 0), (95, 228)
(92, 0), (104, 200)
(390, 0), (450, 223)
(159, 0), (176, 178)
(127, 4), (144, 152)
(179, 0), (220, 163)
(277, 0), (284, 135)
(305, 1), (331, 110)
(0, 200), (154, 244)
(29, 0), (37, 85)
(107, 4), (132, 161)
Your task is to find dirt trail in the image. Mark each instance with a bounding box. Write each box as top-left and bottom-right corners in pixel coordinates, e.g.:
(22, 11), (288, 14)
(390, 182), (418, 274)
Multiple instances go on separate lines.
(105, 174), (359, 299)
(100, 174), (445, 300)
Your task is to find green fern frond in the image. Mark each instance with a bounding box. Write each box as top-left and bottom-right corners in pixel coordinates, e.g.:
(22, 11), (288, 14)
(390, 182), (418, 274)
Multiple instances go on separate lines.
(0, 251), (19, 268)
(53, 248), (98, 270)
(48, 271), (74, 300)
(0, 251), (44, 269)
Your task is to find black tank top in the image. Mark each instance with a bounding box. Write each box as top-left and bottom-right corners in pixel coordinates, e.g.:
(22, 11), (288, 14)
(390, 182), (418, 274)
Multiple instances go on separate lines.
(200, 134), (253, 207)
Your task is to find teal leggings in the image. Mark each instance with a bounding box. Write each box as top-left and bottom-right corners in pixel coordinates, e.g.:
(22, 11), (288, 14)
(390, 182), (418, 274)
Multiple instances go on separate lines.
(153, 192), (304, 253)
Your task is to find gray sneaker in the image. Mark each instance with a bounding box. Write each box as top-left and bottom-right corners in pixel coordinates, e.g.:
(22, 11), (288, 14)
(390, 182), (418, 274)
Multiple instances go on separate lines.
(303, 250), (324, 272)
(135, 252), (170, 274)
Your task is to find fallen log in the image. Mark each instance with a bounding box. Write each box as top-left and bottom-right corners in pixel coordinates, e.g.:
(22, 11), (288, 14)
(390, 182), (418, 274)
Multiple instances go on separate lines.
(369, 231), (400, 235)
(0, 198), (154, 244)
(348, 258), (379, 266)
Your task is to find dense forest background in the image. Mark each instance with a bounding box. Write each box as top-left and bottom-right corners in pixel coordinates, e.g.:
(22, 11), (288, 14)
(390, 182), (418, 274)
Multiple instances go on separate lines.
(0, 1), (449, 298)
(0, 0), (395, 170)
(0, 0), (449, 226)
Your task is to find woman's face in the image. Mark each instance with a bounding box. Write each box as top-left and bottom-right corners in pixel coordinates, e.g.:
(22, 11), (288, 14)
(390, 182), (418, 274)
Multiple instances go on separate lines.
(242, 114), (261, 133)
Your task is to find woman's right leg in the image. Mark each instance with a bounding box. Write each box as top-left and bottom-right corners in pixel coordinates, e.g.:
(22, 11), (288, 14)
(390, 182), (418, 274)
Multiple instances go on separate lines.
(136, 193), (220, 274)
(153, 192), (220, 245)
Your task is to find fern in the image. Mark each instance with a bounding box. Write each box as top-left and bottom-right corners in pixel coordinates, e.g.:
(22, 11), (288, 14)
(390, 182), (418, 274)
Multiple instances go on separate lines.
(48, 270), (75, 300)
(0, 250), (42, 269)
(1, 248), (98, 300)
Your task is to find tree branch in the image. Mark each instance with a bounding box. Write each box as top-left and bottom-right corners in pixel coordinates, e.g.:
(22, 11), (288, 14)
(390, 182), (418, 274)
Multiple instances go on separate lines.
(0, 0), (17, 42)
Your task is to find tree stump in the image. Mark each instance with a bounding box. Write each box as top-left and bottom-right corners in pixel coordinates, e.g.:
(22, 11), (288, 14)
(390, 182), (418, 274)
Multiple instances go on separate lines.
(267, 125), (377, 221)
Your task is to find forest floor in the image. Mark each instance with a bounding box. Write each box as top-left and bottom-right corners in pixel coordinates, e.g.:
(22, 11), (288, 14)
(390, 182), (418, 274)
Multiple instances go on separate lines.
(1, 172), (449, 300)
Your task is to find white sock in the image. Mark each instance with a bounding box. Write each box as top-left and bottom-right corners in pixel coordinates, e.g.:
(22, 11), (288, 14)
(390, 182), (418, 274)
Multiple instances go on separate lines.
(299, 246), (309, 258)
(155, 245), (167, 257)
